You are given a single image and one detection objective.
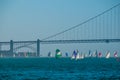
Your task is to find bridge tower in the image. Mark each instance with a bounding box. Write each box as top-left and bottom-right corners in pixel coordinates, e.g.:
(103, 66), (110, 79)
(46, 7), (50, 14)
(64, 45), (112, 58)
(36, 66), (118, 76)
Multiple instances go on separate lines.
(10, 40), (13, 54)
(37, 39), (40, 57)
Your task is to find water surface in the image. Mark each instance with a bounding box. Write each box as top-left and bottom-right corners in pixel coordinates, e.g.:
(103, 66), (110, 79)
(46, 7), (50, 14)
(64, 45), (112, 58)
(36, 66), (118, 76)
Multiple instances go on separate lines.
(0, 58), (120, 80)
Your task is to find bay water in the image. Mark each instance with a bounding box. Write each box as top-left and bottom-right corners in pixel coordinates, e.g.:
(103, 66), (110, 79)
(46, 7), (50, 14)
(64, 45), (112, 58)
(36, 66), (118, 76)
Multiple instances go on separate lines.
(0, 58), (120, 80)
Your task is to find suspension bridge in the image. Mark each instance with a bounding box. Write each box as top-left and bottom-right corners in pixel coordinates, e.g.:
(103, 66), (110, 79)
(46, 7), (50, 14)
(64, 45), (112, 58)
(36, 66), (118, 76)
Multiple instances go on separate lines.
(0, 3), (120, 57)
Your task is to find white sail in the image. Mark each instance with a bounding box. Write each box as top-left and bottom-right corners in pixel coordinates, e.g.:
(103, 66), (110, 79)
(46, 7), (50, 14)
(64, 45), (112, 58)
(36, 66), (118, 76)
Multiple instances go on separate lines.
(76, 53), (80, 60)
(92, 52), (96, 57)
(50, 53), (52, 57)
(76, 53), (84, 60)
(105, 51), (110, 58)
(92, 50), (97, 57)
(88, 50), (92, 57)
(79, 53), (84, 59)
(71, 54), (75, 59)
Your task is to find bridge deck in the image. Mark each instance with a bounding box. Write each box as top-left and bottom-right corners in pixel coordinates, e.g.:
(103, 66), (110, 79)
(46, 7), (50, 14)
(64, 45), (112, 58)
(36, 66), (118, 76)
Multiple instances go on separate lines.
(0, 39), (120, 44)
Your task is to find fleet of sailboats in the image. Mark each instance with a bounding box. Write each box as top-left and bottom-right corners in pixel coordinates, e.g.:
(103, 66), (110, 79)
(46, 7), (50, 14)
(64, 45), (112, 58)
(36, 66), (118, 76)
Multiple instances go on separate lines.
(46, 49), (119, 60)
(0, 49), (119, 59)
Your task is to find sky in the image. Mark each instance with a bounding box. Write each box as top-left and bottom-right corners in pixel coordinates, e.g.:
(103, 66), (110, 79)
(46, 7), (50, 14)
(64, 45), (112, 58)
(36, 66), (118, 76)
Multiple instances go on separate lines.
(0, 0), (120, 56)
(0, 0), (120, 41)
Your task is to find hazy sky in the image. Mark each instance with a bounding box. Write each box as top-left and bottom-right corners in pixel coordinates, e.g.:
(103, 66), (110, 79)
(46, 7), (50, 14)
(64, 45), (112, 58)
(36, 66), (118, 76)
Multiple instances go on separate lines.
(0, 0), (120, 56)
(0, 0), (120, 41)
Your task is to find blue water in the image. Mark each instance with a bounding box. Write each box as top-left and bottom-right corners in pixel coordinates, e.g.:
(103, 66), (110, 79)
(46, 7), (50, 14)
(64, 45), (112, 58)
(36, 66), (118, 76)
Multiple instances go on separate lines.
(0, 58), (120, 80)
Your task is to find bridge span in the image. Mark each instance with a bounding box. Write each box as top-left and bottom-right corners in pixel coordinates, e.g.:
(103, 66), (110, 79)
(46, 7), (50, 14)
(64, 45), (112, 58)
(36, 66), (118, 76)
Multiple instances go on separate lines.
(0, 39), (120, 57)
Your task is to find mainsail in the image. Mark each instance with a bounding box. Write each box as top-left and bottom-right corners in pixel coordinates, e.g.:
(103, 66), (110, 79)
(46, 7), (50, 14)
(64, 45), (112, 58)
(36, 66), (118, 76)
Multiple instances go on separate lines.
(65, 52), (68, 57)
(48, 52), (52, 57)
(92, 50), (98, 57)
(98, 52), (102, 57)
(88, 50), (92, 57)
(105, 51), (110, 59)
(71, 50), (77, 59)
(79, 53), (84, 59)
(114, 51), (118, 58)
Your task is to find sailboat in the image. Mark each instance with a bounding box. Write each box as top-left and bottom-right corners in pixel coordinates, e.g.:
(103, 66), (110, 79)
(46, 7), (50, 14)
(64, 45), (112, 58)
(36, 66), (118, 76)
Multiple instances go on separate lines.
(76, 53), (80, 60)
(71, 50), (83, 60)
(92, 50), (97, 57)
(48, 52), (52, 57)
(71, 54), (75, 59)
(114, 51), (118, 58)
(65, 52), (68, 57)
(55, 49), (62, 58)
(71, 50), (76, 59)
(105, 51), (110, 59)
(88, 50), (92, 57)
(98, 52), (102, 58)
(76, 50), (80, 60)
(79, 53), (84, 59)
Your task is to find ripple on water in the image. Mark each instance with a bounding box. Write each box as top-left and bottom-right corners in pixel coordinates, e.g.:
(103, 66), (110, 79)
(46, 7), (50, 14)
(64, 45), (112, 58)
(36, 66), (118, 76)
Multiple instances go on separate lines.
(0, 58), (120, 80)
